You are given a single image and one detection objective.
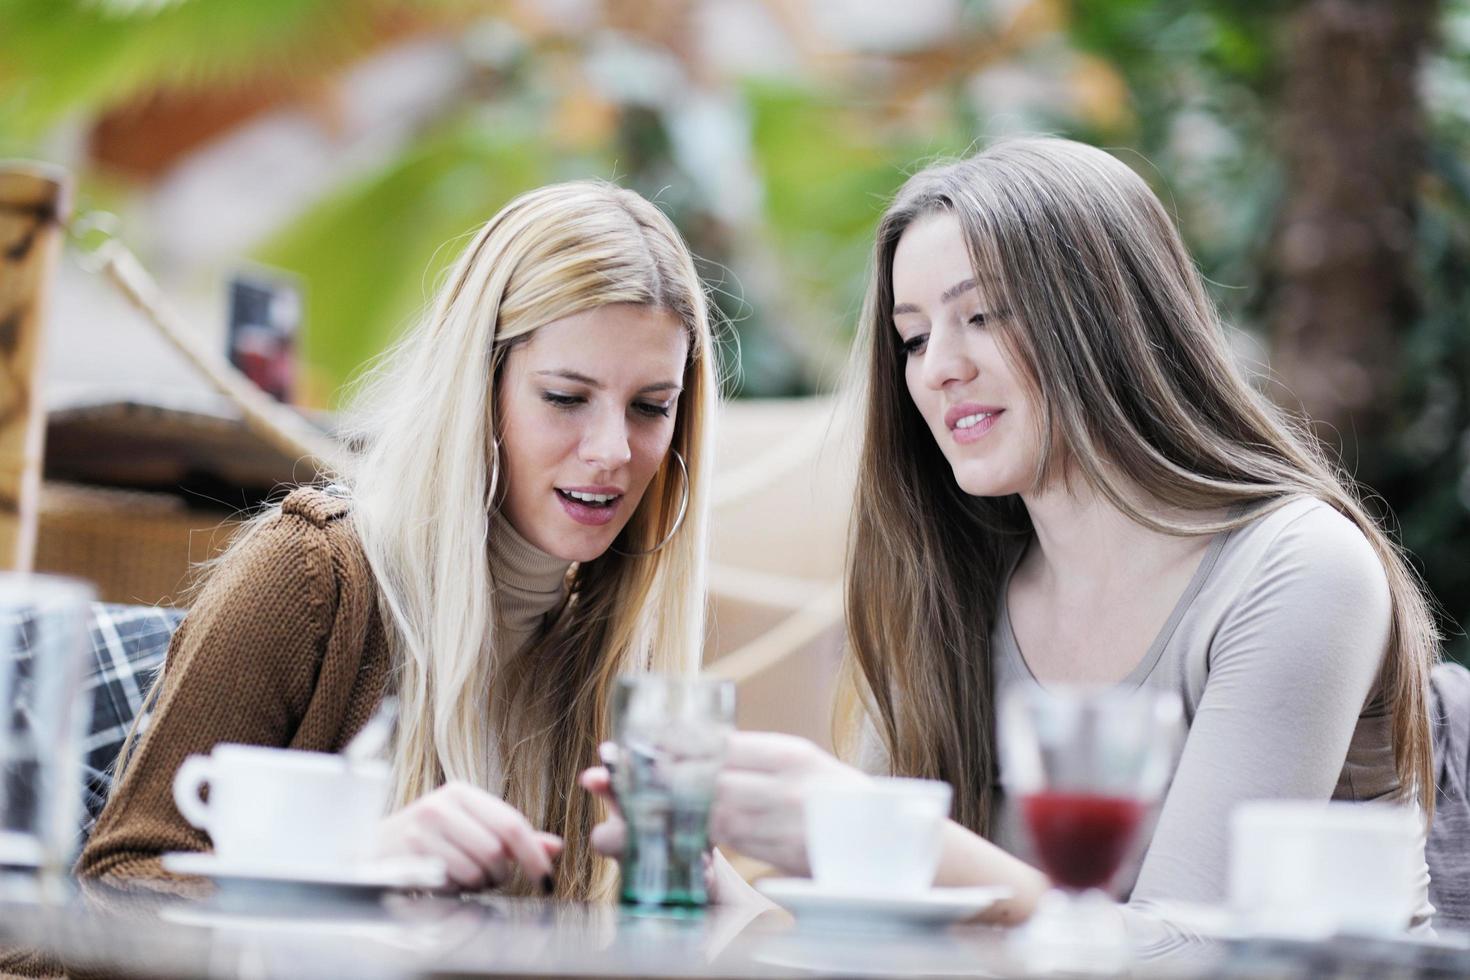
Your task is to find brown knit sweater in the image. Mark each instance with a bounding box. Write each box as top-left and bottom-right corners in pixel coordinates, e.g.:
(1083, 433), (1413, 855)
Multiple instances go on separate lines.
(77, 487), (390, 883)
(76, 485), (570, 885)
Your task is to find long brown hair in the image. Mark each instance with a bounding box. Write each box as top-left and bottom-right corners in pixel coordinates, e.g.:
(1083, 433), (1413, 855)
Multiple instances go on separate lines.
(845, 136), (1437, 837)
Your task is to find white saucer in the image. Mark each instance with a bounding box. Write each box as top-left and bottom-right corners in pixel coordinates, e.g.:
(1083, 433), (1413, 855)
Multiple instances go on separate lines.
(162, 851), (448, 891)
(755, 878), (1010, 929)
(1148, 900), (1464, 947)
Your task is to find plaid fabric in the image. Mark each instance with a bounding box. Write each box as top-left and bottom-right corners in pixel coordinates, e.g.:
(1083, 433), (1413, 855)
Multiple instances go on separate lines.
(78, 603), (182, 836)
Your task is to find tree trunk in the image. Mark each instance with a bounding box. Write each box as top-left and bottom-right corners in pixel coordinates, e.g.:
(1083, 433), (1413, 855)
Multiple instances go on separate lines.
(1267, 0), (1438, 463)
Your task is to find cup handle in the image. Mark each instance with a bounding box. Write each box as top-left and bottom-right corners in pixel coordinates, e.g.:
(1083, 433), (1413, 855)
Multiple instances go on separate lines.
(171, 754), (214, 832)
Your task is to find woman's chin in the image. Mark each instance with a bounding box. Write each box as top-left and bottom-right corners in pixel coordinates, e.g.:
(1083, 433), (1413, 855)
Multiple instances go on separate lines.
(952, 464), (1026, 499)
(549, 522), (633, 564)
(551, 535), (614, 564)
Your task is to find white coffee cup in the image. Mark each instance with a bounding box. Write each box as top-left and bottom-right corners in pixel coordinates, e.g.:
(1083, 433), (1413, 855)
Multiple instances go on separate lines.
(1229, 800), (1420, 936)
(804, 777), (952, 896)
(172, 743), (390, 870)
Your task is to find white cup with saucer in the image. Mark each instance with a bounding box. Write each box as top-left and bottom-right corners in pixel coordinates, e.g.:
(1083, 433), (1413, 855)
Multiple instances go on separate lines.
(1229, 800), (1421, 938)
(757, 776), (1009, 928)
(804, 776), (952, 897)
(170, 743), (391, 876)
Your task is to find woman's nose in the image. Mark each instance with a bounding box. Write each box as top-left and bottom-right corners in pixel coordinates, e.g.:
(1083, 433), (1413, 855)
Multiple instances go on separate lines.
(580, 410), (633, 469)
(919, 321), (978, 391)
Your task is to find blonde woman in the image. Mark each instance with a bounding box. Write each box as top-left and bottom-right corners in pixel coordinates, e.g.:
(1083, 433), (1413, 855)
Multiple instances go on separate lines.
(81, 181), (718, 900)
(631, 138), (1437, 942)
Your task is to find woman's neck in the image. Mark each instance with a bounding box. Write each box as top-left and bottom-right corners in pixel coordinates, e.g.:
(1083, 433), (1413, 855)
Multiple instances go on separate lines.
(487, 516), (572, 658)
(1016, 476), (1210, 602)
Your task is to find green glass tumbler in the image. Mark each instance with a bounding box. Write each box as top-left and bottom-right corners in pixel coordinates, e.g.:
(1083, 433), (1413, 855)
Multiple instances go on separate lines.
(610, 674), (735, 909)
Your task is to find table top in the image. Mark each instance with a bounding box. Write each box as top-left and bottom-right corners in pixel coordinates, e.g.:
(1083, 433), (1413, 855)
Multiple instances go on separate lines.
(0, 875), (1466, 980)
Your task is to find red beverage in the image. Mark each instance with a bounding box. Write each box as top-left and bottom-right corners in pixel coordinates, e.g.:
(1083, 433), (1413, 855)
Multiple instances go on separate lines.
(1021, 792), (1146, 891)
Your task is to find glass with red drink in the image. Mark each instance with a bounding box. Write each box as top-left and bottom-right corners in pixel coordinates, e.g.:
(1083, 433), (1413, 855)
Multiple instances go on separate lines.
(999, 685), (1182, 974)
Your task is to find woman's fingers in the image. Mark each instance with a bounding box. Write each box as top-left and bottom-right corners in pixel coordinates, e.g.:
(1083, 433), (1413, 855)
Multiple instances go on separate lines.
(452, 784), (556, 885)
(580, 765), (610, 793)
(580, 765), (612, 796)
(580, 765), (623, 817)
(589, 814), (627, 857)
(580, 765), (627, 858)
(715, 769), (797, 816)
(722, 731), (815, 773)
(376, 783), (563, 892)
(429, 797), (514, 886)
(401, 818), (493, 889)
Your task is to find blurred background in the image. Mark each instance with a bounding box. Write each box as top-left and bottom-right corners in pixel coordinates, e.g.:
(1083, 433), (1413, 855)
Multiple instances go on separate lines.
(1, 0), (1468, 742)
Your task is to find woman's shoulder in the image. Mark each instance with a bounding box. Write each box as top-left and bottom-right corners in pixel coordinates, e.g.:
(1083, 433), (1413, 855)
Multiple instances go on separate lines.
(1234, 495), (1378, 563)
(278, 483), (353, 528)
(208, 485), (366, 601)
(1222, 494), (1389, 617)
(257, 485), (358, 554)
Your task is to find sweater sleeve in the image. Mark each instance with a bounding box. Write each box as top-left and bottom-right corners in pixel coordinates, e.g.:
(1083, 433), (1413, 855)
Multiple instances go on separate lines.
(76, 507), (341, 885)
(1121, 503), (1393, 953)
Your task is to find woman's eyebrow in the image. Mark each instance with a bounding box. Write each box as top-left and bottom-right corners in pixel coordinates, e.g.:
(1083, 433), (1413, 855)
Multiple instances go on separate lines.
(535, 369), (681, 395)
(536, 369), (601, 387)
(941, 278), (977, 304)
(892, 278), (978, 316)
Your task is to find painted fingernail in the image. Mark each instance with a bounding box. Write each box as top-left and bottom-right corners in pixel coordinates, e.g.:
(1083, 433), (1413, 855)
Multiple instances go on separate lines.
(541, 874), (555, 896)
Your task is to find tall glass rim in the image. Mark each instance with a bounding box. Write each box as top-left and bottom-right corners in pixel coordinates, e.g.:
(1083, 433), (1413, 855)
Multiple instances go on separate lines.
(0, 572), (95, 607)
(613, 672), (734, 692)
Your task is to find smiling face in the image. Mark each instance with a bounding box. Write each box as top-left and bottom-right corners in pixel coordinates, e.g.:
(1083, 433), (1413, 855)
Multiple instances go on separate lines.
(496, 304), (689, 562)
(891, 211), (1042, 498)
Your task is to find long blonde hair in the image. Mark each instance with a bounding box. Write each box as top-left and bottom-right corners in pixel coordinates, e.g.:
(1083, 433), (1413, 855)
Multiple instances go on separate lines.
(341, 182), (716, 898)
(846, 137), (1436, 837)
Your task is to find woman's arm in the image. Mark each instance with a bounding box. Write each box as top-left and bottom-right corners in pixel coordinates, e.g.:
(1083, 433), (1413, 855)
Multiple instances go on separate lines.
(934, 821), (1049, 924)
(706, 732), (1050, 922)
(77, 505), (349, 884)
(1123, 504), (1393, 948)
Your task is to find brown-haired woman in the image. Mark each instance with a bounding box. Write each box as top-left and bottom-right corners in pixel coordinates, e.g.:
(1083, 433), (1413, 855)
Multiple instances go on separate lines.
(629, 136), (1438, 946)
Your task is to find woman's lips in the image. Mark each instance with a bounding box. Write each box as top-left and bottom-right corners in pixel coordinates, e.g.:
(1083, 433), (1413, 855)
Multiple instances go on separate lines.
(948, 406), (1004, 445)
(555, 488), (623, 527)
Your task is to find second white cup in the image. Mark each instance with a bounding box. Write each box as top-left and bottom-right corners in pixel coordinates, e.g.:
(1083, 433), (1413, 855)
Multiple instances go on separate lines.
(1229, 800), (1421, 936)
(804, 777), (952, 897)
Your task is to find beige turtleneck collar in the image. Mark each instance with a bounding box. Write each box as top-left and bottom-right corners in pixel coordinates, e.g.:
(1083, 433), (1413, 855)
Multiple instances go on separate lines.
(487, 516), (573, 659)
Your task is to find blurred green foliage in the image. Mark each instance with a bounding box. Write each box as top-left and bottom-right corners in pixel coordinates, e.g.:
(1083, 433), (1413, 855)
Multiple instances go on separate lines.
(256, 111), (610, 399)
(1062, 0), (1470, 660)
(0, 0), (459, 149)
(1, 0), (1468, 653)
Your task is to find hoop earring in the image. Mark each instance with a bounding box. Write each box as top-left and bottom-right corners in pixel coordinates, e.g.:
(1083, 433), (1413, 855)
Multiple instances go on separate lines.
(488, 437), (504, 509)
(612, 450), (689, 558)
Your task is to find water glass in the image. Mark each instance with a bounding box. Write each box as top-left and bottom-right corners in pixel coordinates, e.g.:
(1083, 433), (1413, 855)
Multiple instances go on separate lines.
(611, 674), (735, 909)
(0, 574), (95, 878)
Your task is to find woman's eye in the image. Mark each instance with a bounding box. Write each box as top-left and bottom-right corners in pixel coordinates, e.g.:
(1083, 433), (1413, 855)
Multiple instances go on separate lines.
(901, 334), (927, 356)
(542, 392), (584, 409)
(968, 313), (988, 327)
(633, 401), (672, 419)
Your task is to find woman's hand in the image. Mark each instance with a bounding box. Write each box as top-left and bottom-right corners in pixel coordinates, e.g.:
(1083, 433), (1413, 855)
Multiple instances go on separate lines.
(372, 781), (562, 891)
(580, 755), (757, 908)
(711, 731), (867, 876)
(580, 763), (625, 859)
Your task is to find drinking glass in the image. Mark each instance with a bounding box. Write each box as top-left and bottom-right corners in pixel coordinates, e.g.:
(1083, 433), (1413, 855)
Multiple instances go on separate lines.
(610, 674), (735, 910)
(999, 684), (1182, 975)
(0, 574), (95, 884)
